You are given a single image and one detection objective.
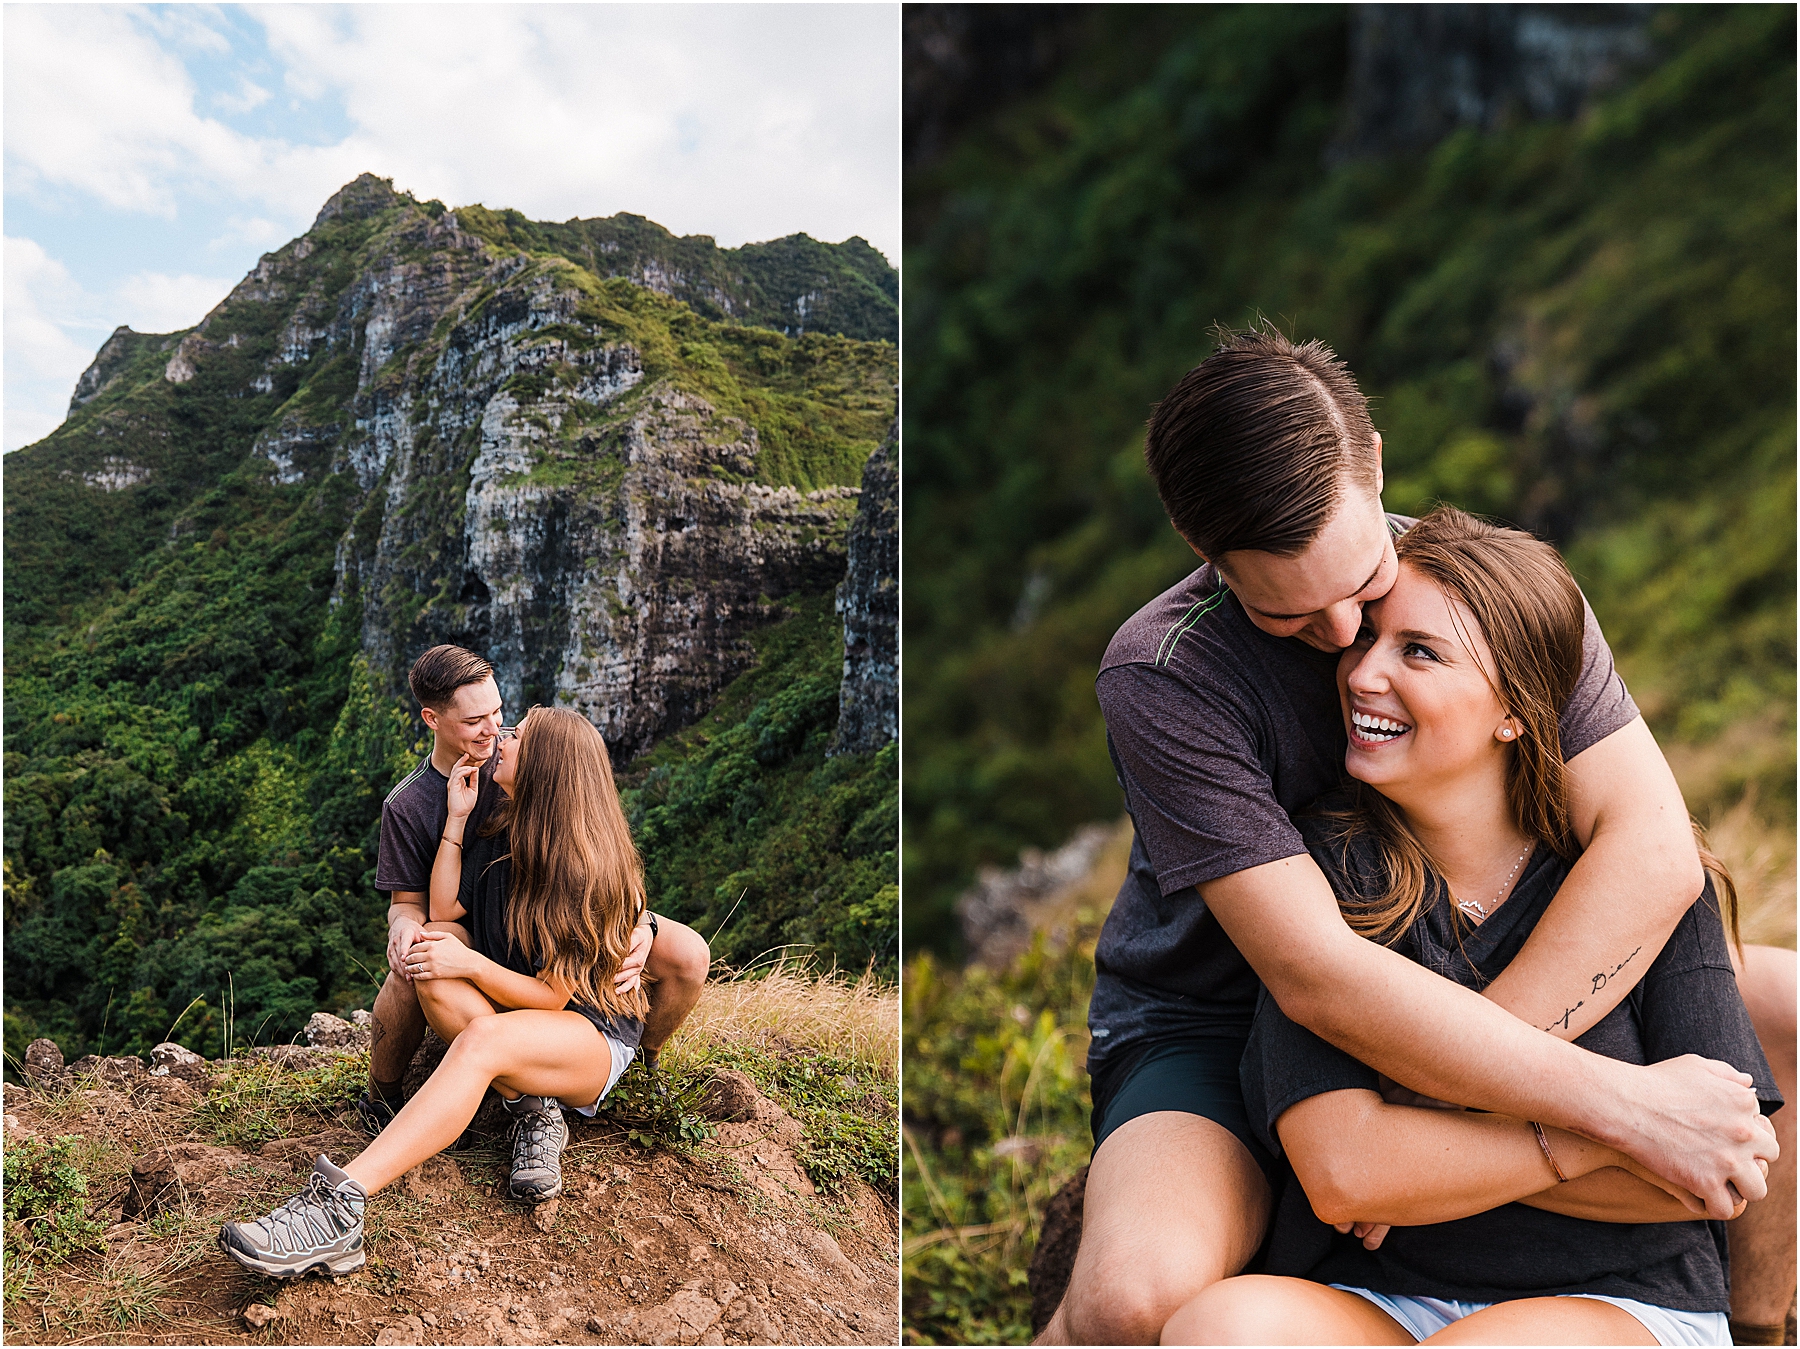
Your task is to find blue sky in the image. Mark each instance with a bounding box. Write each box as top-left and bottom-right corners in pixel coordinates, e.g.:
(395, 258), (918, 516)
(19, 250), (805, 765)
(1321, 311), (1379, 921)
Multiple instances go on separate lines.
(4, 3), (900, 451)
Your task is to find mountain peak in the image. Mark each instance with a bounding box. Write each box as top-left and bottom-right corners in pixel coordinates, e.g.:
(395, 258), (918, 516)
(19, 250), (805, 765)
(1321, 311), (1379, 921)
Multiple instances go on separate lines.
(311, 173), (405, 231)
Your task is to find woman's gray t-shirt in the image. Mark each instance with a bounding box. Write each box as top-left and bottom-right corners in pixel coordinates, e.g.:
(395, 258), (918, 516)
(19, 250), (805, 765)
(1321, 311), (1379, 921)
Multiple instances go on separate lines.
(1238, 805), (1782, 1311)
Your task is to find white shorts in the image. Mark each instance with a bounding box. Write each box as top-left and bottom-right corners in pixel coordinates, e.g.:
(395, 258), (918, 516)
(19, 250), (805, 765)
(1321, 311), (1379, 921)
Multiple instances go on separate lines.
(1330, 1285), (1729, 1346)
(568, 1032), (636, 1118)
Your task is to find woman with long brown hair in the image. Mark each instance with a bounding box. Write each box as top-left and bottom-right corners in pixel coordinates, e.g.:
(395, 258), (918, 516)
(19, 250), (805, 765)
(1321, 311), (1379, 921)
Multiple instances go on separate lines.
(218, 706), (651, 1278)
(1164, 507), (1782, 1346)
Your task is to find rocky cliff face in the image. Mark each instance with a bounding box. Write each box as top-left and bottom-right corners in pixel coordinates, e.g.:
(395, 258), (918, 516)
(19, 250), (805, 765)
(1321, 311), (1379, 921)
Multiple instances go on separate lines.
(24, 174), (896, 762)
(833, 422), (897, 755)
(1332, 4), (1653, 160)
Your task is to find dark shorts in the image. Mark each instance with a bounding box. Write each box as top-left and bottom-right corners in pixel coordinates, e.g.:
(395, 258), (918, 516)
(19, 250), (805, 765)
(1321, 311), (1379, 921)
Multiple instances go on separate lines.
(1089, 1034), (1278, 1184)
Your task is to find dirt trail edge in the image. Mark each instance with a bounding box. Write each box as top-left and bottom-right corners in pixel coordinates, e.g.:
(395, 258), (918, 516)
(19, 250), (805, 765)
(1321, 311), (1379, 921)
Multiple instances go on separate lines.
(4, 1019), (897, 1346)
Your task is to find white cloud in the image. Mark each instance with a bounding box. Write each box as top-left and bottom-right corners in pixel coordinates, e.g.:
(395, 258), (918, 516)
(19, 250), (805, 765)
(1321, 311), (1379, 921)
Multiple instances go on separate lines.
(4, 235), (233, 451)
(6, 4), (898, 255)
(5, 237), (102, 450)
(115, 271), (235, 333)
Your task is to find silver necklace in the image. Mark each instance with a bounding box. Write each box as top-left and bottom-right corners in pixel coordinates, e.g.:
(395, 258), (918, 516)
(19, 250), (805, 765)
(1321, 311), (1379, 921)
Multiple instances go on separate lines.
(1456, 839), (1534, 923)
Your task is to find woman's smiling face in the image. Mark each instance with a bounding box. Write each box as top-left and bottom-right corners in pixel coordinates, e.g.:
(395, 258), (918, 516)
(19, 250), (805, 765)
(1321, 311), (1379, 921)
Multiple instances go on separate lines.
(1337, 560), (1512, 802)
(493, 722), (525, 794)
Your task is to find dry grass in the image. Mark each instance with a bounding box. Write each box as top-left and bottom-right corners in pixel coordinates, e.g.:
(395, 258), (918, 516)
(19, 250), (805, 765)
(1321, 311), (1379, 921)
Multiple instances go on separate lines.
(1699, 789), (1797, 951)
(666, 962), (898, 1078)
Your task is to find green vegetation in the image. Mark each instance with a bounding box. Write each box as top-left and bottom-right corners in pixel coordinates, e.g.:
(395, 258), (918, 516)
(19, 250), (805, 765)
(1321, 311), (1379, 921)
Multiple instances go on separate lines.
(4, 179), (896, 1073)
(3, 1135), (109, 1271)
(624, 594), (899, 976)
(196, 1049), (371, 1146)
(902, 4), (1796, 950)
(903, 935), (1097, 1344)
(463, 205), (898, 343)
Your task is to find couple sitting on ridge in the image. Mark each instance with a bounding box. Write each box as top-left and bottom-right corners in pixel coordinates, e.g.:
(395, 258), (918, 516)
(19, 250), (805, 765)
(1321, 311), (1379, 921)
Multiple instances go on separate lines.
(218, 647), (711, 1278)
(1038, 329), (1794, 1346)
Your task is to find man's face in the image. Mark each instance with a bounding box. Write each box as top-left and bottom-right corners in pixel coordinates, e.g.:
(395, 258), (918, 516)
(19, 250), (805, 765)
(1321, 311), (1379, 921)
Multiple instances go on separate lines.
(422, 676), (505, 762)
(1213, 487), (1398, 654)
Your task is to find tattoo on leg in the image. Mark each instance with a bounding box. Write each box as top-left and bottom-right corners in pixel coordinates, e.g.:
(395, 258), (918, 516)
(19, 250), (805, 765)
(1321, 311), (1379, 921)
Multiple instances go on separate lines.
(371, 1014), (387, 1055)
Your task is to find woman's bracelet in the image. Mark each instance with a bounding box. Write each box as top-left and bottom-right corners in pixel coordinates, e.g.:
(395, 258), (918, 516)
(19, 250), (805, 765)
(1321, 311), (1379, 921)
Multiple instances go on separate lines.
(441, 836), (463, 849)
(1532, 1121), (1569, 1182)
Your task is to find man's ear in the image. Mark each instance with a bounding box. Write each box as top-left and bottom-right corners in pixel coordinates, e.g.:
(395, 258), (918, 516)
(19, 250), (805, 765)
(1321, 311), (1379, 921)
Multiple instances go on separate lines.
(1373, 431), (1384, 495)
(420, 706), (440, 732)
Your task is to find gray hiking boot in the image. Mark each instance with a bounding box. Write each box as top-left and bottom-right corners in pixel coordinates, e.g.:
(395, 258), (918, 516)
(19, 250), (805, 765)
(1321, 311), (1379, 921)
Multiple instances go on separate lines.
(503, 1094), (568, 1202)
(218, 1155), (366, 1279)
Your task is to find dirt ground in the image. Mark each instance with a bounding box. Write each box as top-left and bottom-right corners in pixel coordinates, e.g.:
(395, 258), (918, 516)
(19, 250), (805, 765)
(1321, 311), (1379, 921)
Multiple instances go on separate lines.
(2, 1052), (898, 1346)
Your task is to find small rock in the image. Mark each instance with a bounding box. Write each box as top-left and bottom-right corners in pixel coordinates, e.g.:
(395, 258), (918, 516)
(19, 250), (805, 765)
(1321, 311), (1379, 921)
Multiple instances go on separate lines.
(420, 1311), (439, 1328)
(688, 1243), (711, 1263)
(529, 1198), (561, 1232)
(586, 1315), (608, 1334)
(242, 1303), (282, 1329)
(148, 1042), (208, 1083)
(373, 1315), (423, 1346)
(304, 1011), (370, 1050)
(124, 1143), (248, 1218)
(67, 1054), (148, 1087)
(23, 1037), (64, 1084)
(251, 1044), (319, 1068)
(699, 1069), (780, 1124)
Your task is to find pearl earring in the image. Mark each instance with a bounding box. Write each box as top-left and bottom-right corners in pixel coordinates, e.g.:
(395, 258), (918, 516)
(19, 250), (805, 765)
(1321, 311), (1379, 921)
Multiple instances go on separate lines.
(1501, 727), (1514, 739)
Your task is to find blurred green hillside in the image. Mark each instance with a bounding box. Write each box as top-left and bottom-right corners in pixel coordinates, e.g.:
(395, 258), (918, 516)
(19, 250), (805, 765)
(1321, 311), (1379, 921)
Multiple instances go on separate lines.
(901, 3), (1796, 953)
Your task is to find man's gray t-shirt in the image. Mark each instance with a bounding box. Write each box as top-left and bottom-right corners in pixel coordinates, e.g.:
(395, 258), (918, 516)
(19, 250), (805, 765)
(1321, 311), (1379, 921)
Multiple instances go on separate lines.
(375, 755), (500, 900)
(1087, 515), (1640, 1072)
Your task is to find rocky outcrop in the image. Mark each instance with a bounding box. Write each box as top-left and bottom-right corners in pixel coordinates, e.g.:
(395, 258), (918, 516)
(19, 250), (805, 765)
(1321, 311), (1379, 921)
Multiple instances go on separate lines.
(36, 175), (897, 766)
(1332, 4), (1653, 160)
(833, 422), (898, 755)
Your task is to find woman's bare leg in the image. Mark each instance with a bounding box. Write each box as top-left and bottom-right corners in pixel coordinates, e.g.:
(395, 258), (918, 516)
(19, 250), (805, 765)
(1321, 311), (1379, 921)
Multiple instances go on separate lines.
(414, 970), (503, 1045)
(343, 1009), (611, 1195)
(1422, 1297), (1656, 1344)
(1160, 1275), (1412, 1346)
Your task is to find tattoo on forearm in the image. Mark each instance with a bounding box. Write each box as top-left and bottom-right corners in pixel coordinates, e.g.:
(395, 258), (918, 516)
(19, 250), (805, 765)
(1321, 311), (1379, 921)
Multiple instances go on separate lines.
(1544, 1001), (1584, 1032)
(1590, 946), (1643, 995)
(1541, 946), (1647, 1033)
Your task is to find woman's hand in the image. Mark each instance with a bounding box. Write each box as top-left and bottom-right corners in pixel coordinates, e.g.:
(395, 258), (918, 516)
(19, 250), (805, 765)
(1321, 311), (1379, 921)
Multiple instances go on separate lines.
(446, 753), (480, 825)
(1333, 1220), (1392, 1250)
(614, 921), (653, 993)
(404, 929), (482, 983)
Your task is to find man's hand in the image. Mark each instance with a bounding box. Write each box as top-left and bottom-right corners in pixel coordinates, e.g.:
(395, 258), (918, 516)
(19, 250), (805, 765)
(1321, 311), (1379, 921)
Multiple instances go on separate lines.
(387, 911), (427, 977)
(1608, 1054), (1778, 1218)
(615, 921), (652, 994)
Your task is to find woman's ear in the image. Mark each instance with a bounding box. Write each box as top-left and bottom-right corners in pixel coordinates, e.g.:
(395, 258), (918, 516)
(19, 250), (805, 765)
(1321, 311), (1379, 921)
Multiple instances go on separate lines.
(1495, 716), (1521, 743)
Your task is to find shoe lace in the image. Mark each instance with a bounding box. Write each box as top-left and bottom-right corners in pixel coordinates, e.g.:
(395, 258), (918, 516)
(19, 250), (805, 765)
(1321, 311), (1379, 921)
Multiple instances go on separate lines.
(510, 1105), (562, 1171)
(261, 1173), (360, 1252)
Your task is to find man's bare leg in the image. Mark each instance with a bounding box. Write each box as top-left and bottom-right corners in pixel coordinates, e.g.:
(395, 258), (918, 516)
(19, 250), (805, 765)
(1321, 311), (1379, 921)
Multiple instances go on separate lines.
(1730, 943), (1796, 1337)
(1037, 1112), (1271, 1345)
(369, 970), (426, 1099)
(639, 915), (710, 1064)
(368, 921), (467, 1103)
